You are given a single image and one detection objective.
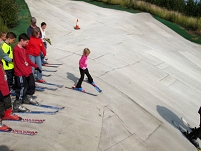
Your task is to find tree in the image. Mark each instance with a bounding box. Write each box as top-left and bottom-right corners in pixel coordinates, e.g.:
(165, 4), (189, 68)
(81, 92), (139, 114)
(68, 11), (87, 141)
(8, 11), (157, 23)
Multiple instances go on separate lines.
(198, 1), (201, 16)
(0, 0), (20, 27)
(171, 0), (185, 13)
(185, 0), (197, 16)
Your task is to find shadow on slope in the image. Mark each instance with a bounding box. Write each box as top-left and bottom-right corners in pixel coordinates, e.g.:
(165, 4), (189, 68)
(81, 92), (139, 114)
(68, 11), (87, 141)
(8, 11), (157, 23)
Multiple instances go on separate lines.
(66, 72), (79, 84)
(0, 145), (13, 151)
(156, 105), (190, 130)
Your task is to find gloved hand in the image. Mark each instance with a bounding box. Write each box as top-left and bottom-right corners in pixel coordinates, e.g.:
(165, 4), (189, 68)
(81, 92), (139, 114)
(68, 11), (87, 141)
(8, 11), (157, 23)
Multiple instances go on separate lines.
(0, 91), (4, 101)
(44, 56), (48, 60)
(46, 38), (51, 45)
(3, 56), (12, 62)
(198, 107), (201, 114)
(36, 67), (42, 73)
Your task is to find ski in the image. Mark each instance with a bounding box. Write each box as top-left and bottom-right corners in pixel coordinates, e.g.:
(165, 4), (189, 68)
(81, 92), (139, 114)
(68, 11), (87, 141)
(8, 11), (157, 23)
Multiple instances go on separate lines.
(0, 129), (37, 136)
(35, 86), (45, 91)
(65, 86), (97, 96)
(91, 84), (102, 92)
(46, 63), (62, 65)
(6, 118), (45, 123)
(13, 110), (58, 115)
(35, 85), (57, 91)
(42, 74), (51, 77)
(30, 104), (64, 110)
(42, 64), (59, 68)
(85, 78), (102, 92)
(42, 69), (57, 72)
(37, 82), (63, 88)
(172, 120), (201, 150)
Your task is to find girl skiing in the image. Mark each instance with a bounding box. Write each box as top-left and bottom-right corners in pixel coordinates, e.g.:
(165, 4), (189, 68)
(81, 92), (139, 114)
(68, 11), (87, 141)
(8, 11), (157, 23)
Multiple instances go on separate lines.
(75, 48), (94, 91)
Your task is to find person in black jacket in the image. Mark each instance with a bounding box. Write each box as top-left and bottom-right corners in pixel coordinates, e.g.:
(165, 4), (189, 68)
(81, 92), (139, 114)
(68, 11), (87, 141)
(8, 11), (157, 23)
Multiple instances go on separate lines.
(187, 106), (201, 149)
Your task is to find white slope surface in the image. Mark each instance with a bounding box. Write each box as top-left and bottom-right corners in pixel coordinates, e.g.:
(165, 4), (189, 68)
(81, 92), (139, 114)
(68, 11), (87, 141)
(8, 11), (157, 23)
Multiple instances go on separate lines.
(1, 0), (201, 151)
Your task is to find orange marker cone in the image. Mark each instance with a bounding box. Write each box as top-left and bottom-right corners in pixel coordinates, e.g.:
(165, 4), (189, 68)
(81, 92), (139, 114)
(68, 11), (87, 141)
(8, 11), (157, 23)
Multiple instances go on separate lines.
(74, 19), (80, 30)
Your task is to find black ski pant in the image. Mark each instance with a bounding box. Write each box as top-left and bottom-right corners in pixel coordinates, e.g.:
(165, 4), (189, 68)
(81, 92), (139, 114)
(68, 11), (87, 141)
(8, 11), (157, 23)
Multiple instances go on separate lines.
(14, 73), (35, 103)
(189, 127), (201, 139)
(5, 69), (14, 90)
(0, 94), (12, 117)
(76, 68), (93, 88)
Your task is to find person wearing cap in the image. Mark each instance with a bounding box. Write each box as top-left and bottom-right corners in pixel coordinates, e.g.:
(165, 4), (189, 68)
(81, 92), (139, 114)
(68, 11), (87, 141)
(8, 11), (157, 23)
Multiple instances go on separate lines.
(27, 17), (41, 38)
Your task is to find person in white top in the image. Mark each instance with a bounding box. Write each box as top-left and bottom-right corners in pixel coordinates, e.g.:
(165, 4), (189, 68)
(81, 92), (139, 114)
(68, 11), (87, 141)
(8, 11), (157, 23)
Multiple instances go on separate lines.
(40, 22), (49, 64)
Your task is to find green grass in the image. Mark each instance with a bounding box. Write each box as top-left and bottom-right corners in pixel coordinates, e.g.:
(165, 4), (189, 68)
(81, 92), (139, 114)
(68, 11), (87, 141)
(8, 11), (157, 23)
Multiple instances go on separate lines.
(11, 0), (201, 45)
(154, 16), (201, 44)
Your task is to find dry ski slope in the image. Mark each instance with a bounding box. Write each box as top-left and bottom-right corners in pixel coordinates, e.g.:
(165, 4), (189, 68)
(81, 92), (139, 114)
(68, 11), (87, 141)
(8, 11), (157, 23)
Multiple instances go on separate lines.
(2, 0), (201, 150)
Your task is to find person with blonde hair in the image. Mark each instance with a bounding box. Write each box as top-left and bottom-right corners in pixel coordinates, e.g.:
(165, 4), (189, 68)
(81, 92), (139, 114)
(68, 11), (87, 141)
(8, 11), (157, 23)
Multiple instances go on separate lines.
(0, 32), (12, 66)
(0, 32), (6, 45)
(74, 48), (94, 91)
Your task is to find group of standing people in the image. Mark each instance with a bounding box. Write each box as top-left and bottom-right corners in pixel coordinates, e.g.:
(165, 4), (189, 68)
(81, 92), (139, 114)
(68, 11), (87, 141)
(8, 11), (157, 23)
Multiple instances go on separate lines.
(0, 17), (49, 131)
(0, 15), (95, 132)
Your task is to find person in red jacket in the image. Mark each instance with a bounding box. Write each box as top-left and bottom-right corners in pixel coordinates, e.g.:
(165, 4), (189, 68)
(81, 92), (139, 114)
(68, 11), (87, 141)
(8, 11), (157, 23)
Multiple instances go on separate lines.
(27, 28), (46, 83)
(0, 60), (22, 131)
(13, 33), (41, 112)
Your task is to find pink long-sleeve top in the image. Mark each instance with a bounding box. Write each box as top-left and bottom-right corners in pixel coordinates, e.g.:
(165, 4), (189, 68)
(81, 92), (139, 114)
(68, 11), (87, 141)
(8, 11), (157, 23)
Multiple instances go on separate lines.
(79, 55), (88, 70)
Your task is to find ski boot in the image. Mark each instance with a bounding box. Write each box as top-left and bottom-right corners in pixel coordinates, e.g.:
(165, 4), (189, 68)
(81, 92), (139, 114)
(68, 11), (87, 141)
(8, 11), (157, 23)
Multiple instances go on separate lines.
(2, 108), (22, 120)
(13, 100), (30, 112)
(72, 85), (85, 92)
(24, 95), (39, 105)
(75, 86), (85, 92)
(91, 82), (96, 86)
(186, 130), (200, 149)
(0, 117), (12, 131)
(76, 88), (85, 92)
(197, 147), (201, 151)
